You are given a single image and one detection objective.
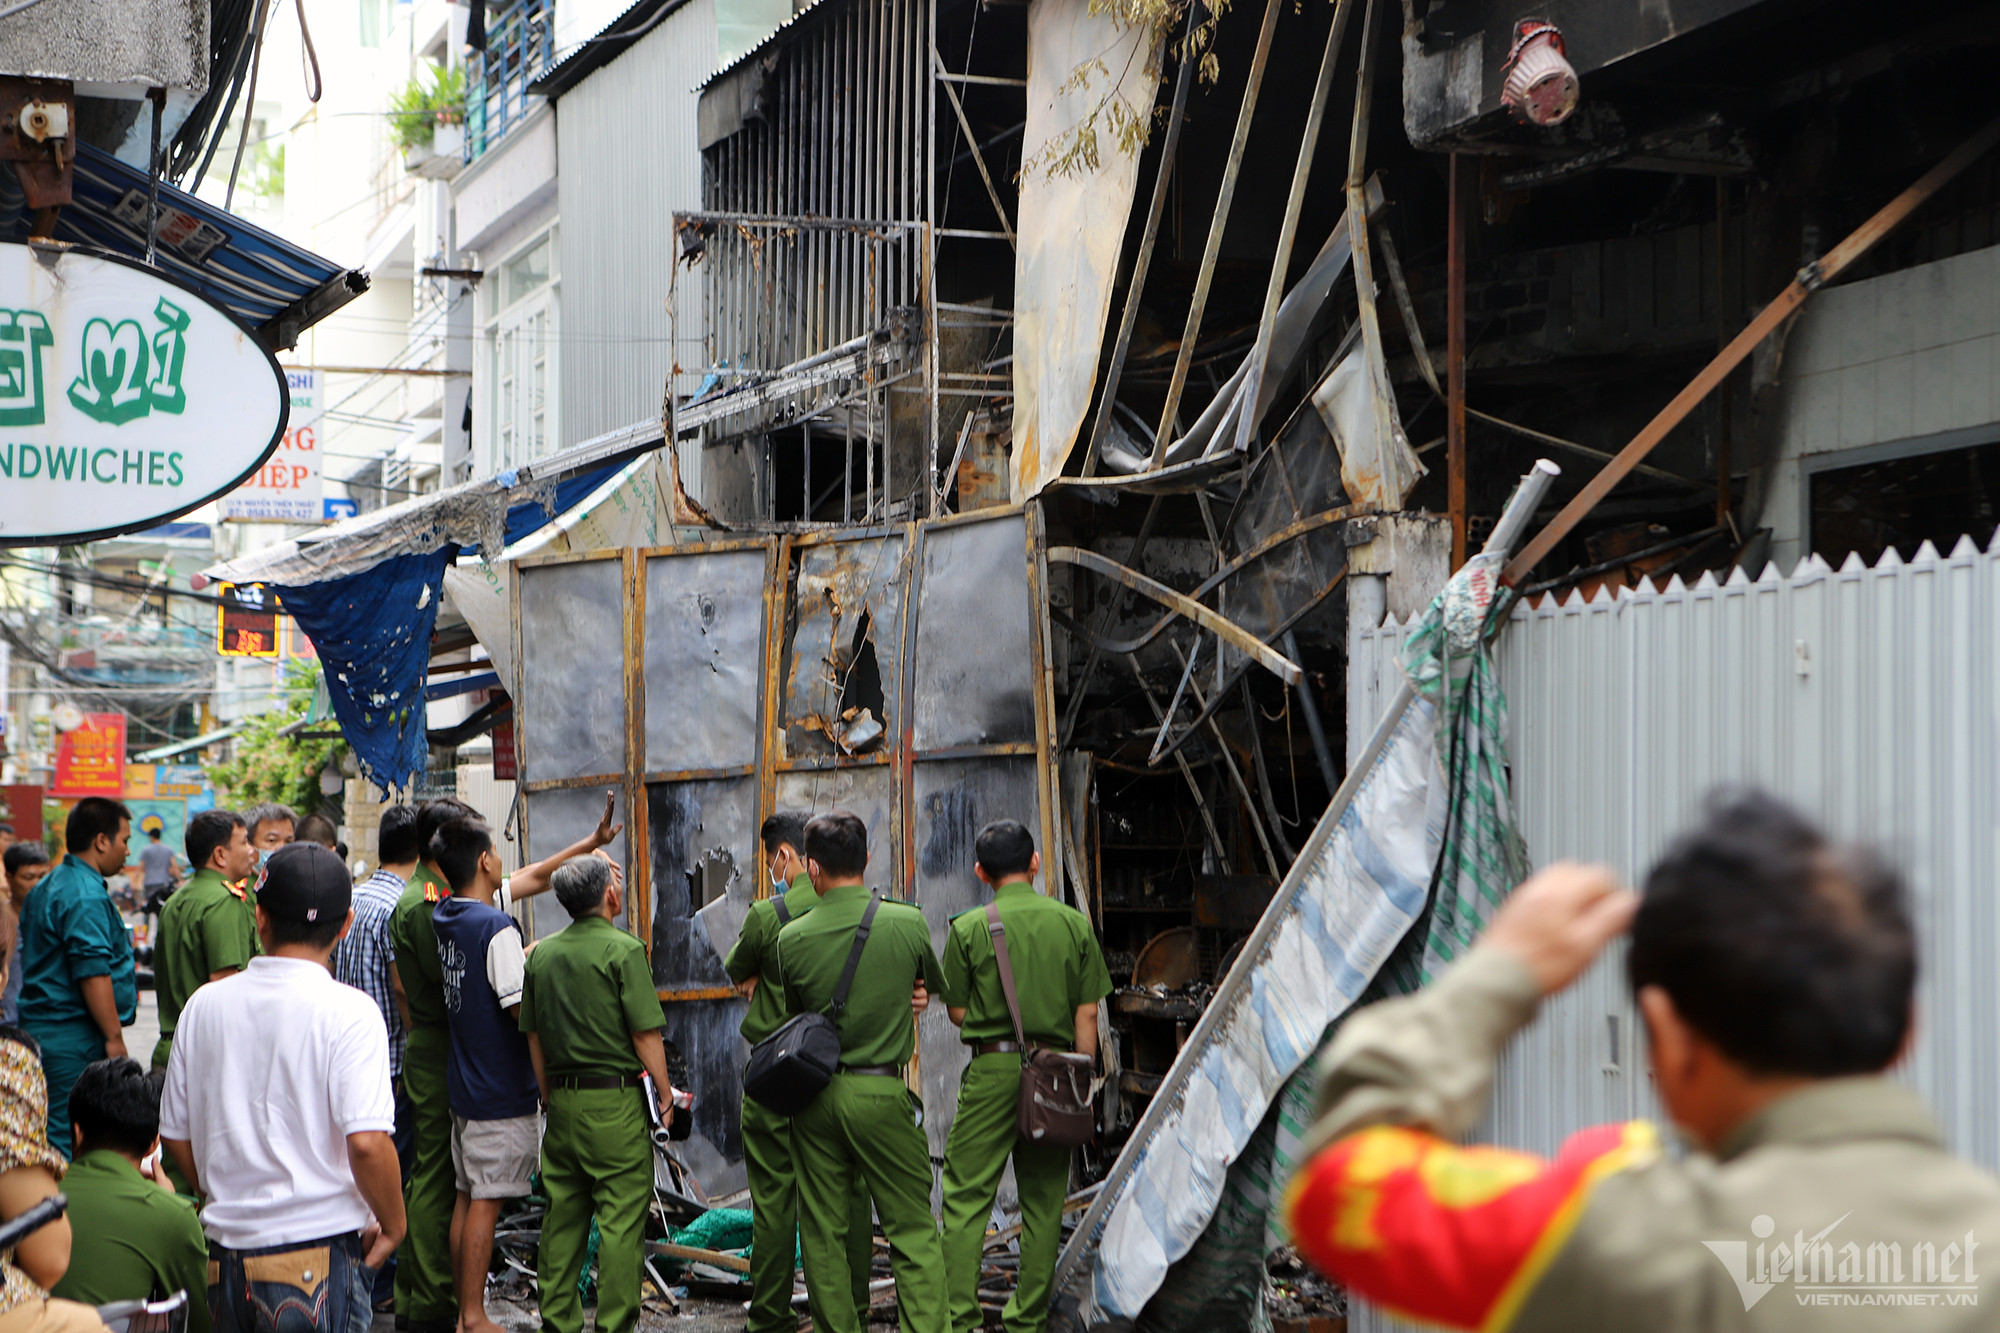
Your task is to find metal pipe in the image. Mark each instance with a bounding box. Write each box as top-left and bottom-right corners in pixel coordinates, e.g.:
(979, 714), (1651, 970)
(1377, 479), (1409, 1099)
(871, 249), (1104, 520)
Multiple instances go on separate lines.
(1714, 175), (1732, 531)
(1167, 640), (1283, 898)
(1503, 112), (2000, 585)
(1149, 0), (1285, 462)
(1239, 676), (1298, 863)
(1081, 0), (1200, 477)
(1122, 654), (1230, 867)
(1048, 547), (1303, 684)
(1283, 629), (1339, 793)
(1230, 0), (1357, 455)
(1447, 151), (1467, 570)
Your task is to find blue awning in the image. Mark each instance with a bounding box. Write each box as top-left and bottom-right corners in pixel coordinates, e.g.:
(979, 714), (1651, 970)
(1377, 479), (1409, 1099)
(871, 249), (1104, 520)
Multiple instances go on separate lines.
(26, 144), (369, 349)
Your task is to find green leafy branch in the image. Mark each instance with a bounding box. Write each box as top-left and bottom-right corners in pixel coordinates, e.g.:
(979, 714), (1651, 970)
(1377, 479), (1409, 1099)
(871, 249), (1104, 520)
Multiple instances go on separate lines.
(211, 659), (344, 816)
(1018, 0), (1229, 183)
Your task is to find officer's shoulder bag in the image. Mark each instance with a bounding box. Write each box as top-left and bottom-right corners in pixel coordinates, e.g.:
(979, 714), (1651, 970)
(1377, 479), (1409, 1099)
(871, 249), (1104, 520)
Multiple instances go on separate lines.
(742, 893), (880, 1116)
(984, 903), (1097, 1148)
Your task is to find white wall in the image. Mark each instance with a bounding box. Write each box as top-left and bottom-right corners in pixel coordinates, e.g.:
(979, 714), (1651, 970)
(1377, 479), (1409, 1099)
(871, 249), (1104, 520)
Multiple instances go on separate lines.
(1760, 244), (2000, 571)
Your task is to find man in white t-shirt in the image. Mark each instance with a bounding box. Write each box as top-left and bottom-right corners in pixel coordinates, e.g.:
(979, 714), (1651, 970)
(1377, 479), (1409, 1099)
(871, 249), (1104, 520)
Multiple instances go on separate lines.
(161, 842), (407, 1333)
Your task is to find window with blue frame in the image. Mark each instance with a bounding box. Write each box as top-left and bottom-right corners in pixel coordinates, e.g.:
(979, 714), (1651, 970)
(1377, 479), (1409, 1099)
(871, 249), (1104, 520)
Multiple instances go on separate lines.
(464, 0), (555, 163)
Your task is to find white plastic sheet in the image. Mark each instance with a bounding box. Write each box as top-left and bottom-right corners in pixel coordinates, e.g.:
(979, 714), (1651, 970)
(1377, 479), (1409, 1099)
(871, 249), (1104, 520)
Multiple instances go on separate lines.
(1010, 0), (1161, 500)
(443, 453), (675, 692)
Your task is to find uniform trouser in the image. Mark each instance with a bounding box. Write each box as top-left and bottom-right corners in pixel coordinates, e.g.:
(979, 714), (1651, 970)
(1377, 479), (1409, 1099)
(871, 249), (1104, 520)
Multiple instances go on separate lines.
(538, 1086), (652, 1333)
(26, 1021), (105, 1158)
(939, 1055), (1072, 1333)
(150, 1033), (195, 1196)
(393, 1027), (456, 1324)
(791, 1072), (947, 1333)
(740, 1095), (873, 1333)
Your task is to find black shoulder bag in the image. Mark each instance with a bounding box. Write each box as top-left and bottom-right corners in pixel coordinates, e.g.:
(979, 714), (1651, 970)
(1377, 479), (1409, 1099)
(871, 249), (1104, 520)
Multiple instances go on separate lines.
(742, 894), (880, 1115)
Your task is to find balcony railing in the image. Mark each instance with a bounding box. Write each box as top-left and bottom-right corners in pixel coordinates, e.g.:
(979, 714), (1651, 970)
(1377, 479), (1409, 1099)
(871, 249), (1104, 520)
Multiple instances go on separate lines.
(464, 0), (554, 165)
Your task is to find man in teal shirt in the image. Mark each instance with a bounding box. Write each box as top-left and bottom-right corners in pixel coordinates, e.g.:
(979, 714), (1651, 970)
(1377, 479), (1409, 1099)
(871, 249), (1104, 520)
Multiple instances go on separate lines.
(21, 797), (138, 1154)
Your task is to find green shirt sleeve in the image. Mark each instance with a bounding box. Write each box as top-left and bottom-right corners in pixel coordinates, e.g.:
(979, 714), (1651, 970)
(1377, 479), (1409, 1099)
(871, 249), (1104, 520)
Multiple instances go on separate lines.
(619, 941), (666, 1033)
(167, 1196), (214, 1333)
(198, 896), (255, 975)
(1075, 922), (1114, 1007)
(518, 957), (540, 1034)
(914, 923), (947, 998)
(940, 919), (971, 1009)
(724, 903), (766, 984)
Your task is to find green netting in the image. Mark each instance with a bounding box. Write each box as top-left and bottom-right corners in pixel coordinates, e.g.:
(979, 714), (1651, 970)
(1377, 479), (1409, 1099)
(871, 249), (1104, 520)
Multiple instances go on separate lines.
(1133, 547), (1529, 1333)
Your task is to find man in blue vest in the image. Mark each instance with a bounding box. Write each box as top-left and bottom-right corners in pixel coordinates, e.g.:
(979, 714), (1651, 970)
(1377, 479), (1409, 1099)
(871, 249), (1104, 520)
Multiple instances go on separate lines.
(429, 816), (539, 1333)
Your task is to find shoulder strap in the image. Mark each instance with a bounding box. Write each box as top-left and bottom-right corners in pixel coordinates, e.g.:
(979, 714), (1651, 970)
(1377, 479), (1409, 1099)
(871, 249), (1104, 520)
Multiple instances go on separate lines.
(826, 894), (880, 1018)
(984, 902), (1028, 1048)
(773, 895), (793, 926)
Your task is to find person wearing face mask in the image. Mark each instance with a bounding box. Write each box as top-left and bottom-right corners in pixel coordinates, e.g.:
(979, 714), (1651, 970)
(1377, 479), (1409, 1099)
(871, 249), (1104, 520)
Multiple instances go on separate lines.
(723, 812), (873, 1333)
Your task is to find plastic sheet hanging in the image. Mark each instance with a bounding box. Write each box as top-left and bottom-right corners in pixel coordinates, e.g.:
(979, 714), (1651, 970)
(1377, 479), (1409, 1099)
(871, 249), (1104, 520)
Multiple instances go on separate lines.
(275, 548), (456, 793)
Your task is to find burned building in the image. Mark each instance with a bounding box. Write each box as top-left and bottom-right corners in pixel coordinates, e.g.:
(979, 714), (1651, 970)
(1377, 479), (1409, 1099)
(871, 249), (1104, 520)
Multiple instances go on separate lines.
(205, 0), (2000, 1320)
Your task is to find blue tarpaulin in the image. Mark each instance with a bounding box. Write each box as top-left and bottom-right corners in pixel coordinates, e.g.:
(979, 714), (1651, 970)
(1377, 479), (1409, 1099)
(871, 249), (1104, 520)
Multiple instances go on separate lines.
(502, 464), (620, 546)
(275, 549), (457, 792)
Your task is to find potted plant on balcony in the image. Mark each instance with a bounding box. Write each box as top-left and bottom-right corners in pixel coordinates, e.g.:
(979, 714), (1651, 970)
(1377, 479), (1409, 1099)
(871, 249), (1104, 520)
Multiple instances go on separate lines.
(392, 64), (466, 178)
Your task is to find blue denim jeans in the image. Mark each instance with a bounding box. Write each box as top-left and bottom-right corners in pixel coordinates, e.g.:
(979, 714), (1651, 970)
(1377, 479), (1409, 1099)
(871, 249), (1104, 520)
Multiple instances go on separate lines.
(209, 1232), (375, 1333)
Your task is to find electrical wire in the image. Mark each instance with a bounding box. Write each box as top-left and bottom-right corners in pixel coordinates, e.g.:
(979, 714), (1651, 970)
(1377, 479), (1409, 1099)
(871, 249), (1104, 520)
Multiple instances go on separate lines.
(224, 0), (277, 210)
(0, 0), (54, 25)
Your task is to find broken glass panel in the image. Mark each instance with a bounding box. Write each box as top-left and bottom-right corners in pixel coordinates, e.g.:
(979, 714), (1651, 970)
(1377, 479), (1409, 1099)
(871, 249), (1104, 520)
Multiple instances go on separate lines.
(774, 765), (900, 895)
(909, 753), (1041, 1152)
(643, 548), (768, 774)
(647, 778), (761, 989)
(522, 784), (629, 938)
(660, 999), (750, 1197)
(517, 558), (625, 781)
(911, 514), (1036, 750)
(780, 535), (909, 761)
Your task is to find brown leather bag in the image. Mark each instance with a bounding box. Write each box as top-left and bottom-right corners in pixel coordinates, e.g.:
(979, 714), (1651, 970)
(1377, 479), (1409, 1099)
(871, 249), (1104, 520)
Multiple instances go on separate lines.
(984, 903), (1097, 1148)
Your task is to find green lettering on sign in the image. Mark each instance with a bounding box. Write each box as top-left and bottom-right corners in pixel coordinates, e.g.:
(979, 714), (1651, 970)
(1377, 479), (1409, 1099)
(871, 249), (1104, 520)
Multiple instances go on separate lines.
(66, 298), (191, 425)
(0, 309), (52, 426)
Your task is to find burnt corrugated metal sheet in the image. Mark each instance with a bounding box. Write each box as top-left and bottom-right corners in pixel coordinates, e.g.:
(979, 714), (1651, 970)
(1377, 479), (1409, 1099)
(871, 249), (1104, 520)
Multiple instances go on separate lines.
(1347, 537), (2000, 1330)
(556, 0), (715, 447)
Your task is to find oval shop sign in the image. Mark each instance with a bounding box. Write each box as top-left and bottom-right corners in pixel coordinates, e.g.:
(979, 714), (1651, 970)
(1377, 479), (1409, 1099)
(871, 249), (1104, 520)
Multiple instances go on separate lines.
(0, 240), (289, 546)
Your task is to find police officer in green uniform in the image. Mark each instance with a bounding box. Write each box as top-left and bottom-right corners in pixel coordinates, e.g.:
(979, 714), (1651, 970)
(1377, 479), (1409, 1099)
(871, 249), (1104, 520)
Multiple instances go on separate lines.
(724, 811), (874, 1333)
(151, 809), (258, 1072)
(520, 855), (672, 1333)
(939, 820), (1111, 1333)
(389, 795), (621, 1330)
(768, 811), (950, 1333)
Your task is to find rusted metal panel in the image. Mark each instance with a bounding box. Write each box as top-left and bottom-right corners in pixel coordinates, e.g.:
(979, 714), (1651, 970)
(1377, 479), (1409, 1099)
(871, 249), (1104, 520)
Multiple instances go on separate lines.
(647, 777), (762, 989)
(515, 555), (626, 784)
(641, 547), (770, 773)
(911, 512), (1037, 749)
(780, 533), (911, 762)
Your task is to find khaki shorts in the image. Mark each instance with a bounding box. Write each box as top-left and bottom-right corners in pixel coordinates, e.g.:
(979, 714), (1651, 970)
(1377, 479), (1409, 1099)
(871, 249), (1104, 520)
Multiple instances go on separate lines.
(451, 1112), (542, 1199)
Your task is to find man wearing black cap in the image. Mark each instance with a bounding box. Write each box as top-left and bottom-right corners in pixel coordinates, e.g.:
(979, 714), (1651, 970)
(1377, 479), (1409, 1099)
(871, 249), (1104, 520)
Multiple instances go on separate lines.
(161, 842), (408, 1333)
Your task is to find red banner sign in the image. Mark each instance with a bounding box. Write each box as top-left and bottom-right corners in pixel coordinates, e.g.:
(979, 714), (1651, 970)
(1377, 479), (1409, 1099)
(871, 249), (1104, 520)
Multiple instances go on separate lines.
(53, 713), (127, 797)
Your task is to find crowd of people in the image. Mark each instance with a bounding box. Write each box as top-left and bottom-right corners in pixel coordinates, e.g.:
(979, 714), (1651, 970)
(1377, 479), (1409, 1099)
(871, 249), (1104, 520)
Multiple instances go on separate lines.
(0, 795), (1112, 1333)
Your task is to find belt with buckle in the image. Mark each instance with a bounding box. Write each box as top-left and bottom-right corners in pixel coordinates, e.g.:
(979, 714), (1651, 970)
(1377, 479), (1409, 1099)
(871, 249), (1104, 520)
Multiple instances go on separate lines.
(971, 1040), (1070, 1057)
(839, 1064), (899, 1077)
(553, 1073), (645, 1091)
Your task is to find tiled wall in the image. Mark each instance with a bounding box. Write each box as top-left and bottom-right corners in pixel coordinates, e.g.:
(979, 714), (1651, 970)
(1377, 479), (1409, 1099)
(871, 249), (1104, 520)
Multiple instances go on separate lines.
(1763, 243), (2000, 570)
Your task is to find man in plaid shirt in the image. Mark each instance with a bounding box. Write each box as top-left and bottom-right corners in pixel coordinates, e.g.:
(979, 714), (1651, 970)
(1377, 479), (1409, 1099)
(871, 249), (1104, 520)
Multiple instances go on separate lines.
(332, 803), (421, 1309)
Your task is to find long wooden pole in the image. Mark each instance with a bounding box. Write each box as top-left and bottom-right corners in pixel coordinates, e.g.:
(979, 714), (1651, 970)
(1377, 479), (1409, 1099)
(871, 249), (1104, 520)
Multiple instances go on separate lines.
(1503, 113), (2000, 585)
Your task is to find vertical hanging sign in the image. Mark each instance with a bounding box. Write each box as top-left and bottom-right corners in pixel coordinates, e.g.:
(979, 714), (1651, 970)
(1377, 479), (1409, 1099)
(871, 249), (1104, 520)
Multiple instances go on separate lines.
(220, 369), (323, 521)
